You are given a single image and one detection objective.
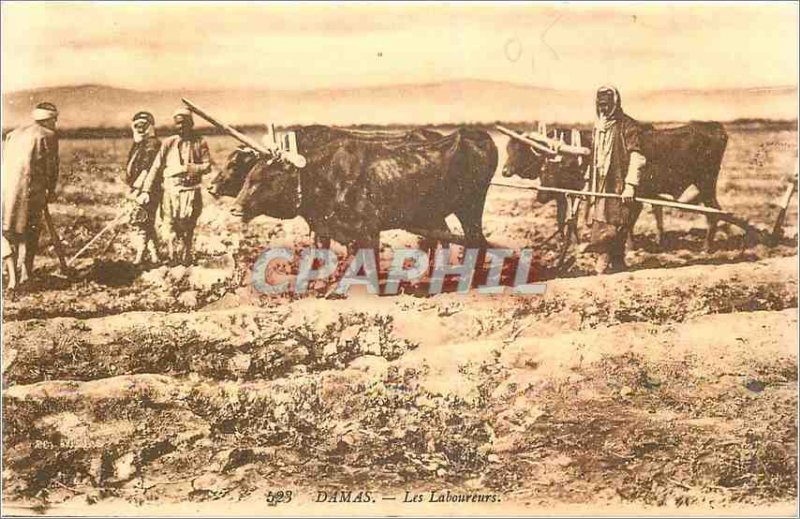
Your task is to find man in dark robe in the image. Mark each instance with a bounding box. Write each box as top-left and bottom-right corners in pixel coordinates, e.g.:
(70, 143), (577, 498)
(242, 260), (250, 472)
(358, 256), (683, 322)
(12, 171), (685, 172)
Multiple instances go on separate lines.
(2, 102), (60, 289)
(125, 111), (162, 265)
(585, 85), (647, 274)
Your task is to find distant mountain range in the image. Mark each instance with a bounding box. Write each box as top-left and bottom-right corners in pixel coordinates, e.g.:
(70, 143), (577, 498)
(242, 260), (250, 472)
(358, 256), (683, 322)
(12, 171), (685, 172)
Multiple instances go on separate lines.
(2, 80), (797, 129)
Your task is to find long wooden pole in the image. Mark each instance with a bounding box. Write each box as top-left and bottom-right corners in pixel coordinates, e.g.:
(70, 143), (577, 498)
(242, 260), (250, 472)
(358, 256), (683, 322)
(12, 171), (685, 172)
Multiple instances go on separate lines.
(42, 206), (71, 276)
(181, 98), (273, 156)
(490, 181), (728, 216)
(490, 181), (768, 241)
(67, 210), (128, 267)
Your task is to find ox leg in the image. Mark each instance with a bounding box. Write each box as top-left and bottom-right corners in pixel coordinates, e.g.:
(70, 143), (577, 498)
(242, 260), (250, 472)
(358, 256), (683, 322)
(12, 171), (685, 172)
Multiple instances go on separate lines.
(456, 198), (488, 248)
(556, 196), (567, 239)
(704, 214), (720, 252)
(417, 219), (451, 272)
(653, 207), (665, 247)
(309, 235), (335, 292)
(703, 194), (722, 252)
(456, 207), (488, 285)
(347, 234), (380, 280)
(361, 233), (381, 279)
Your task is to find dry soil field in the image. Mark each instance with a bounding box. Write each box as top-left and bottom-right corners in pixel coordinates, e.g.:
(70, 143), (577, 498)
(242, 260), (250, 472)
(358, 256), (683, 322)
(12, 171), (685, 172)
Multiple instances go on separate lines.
(2, 122), (798, 515)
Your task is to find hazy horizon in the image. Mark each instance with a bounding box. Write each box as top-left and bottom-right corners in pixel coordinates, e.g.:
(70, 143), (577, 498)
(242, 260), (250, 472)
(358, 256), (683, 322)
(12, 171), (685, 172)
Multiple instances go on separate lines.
(3, 80), (797, 128)
(5, 79), (798, 96)
(2, 2), (798, 97)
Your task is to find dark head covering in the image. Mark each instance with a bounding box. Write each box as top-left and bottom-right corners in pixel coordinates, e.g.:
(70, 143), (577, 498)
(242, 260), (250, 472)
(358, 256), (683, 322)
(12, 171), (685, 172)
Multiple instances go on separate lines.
(595, 85), (622, 119)
(132, 111), (155, 125)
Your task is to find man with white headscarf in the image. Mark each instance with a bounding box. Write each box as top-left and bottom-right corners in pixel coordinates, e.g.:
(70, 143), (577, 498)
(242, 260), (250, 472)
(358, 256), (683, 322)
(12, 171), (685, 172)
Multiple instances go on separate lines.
(125, 111), (162, 265)
(139, 108), (212, 265)
(2, 102), (60, 290)
(585, 86), (647, 274)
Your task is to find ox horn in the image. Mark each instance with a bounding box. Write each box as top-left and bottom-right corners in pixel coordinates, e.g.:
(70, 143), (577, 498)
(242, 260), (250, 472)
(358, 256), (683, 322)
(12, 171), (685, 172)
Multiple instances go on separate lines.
(496, 125), (558, 156)
(276, 130), (307, 169)
(525, 129), (591, 156)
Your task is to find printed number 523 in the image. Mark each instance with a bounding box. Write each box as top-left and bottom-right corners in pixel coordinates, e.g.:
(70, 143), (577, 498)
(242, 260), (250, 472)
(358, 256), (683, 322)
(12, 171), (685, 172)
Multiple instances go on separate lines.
(266, 490), (293, 506)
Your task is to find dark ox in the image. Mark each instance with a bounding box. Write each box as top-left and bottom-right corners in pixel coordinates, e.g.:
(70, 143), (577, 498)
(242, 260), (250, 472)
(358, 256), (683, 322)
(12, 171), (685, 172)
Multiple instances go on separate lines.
(502, 122), (728, 248)
(208, 127), (442, 199)
(230, 125), (498, 251)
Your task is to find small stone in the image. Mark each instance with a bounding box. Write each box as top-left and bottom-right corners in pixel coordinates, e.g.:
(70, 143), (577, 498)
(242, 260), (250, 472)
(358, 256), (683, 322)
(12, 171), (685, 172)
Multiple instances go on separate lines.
(465, 477), (483, 489)
(228, 353), (252, 376)
(110, 452), (136, 483)
(360, 327), (382, 355)
(349, 355), (389, 379)
(487, 454), (501, 463)
(178, 290), (199, 309)
(291, 365), (308, 376)
(492, 434), (522, 453)
(620, 386), (633, 397)
(140, 266), (169, 287)
(645, 375), (662, 388)
(745, 379), (766, 393)
(340, 430), (363, 446)
(415, 395), (436, 408)
(193, 472), (226, 492)
(339, 325), (361, 343)
(323, 342), (338, 357)
(168, 265), (188, 282)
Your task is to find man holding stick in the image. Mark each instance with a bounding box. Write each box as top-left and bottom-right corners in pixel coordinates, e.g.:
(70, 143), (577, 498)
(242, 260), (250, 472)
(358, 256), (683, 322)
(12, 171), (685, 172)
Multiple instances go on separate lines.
(125, 111), (162, 265)
(585, 85), (647, 274)
(139, 108), (212, 266)
(2, 102), (60, 290)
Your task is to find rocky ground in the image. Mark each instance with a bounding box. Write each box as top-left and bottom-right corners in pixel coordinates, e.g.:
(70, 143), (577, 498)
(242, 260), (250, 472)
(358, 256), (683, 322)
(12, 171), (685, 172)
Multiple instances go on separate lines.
(2, 123), (798, 515)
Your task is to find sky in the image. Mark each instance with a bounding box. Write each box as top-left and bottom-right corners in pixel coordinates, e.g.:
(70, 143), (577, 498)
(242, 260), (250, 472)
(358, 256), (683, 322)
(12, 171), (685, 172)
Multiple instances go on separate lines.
(2, 1), (798, 94)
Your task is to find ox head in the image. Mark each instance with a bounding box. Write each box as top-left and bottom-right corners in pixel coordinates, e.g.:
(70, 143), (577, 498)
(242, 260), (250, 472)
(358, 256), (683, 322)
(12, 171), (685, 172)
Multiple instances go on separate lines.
(538, 155), (586, 203)
(499, 125), (591, 204)
(231, 153), (303, 222)
(502, 138), (546, 180)
(208, 146), (260, 198)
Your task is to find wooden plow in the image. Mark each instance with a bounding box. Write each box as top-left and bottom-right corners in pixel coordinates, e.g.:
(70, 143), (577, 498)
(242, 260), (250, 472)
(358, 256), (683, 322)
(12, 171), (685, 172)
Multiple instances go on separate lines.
(495, 124), (796, 258)
(491, 180), (792, 248)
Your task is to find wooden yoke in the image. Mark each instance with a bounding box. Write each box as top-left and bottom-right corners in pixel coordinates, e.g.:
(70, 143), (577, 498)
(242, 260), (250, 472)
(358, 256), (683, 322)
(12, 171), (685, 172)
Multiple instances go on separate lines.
(181, 98), (273, 156)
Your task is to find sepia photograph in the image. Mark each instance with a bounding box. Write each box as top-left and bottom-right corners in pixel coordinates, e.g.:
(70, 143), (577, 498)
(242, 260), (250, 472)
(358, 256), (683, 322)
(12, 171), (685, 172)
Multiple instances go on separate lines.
(1, 1), (798, 516)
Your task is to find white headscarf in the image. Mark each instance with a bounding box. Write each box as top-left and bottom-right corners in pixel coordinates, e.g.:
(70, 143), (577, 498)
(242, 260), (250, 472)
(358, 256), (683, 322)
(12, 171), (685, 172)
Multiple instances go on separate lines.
(32, 105), (58, 122)
(593, 85), (622, 180)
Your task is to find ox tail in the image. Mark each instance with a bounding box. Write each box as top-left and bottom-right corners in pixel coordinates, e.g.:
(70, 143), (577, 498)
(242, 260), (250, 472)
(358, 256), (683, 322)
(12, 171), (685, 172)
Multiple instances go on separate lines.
(694, 122), (729, 212)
